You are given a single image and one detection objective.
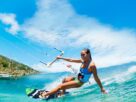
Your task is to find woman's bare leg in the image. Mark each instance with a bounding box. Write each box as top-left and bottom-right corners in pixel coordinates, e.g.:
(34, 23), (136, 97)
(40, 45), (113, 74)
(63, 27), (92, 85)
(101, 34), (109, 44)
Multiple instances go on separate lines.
(62, 76), (75, 94)
(42, 80), (80, 98)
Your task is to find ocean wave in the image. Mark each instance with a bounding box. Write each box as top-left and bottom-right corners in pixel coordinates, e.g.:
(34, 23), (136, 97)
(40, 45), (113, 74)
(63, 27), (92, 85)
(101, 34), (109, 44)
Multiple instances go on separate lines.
(128, 66), (136, 73)
(102, 66), (136, 86)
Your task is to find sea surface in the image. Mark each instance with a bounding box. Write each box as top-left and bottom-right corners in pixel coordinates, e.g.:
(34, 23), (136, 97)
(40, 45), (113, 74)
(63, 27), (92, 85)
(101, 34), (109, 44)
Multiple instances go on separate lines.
(0, 62), (136, 102)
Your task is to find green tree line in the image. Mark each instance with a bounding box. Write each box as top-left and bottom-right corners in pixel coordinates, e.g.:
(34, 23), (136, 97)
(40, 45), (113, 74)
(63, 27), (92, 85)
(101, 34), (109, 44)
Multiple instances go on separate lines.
(0, 55), (39, 77)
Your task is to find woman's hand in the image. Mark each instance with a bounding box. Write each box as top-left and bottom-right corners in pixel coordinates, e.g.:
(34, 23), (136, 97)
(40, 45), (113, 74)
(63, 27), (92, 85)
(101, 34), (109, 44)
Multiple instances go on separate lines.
(56, 56), (62, 59)
(66, 64), (72, 68)
(101, 88), (108, 94)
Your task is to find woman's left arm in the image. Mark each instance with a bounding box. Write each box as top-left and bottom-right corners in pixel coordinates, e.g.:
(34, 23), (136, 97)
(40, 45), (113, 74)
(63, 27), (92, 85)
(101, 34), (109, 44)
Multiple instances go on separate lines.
(91, 64), (107, 94)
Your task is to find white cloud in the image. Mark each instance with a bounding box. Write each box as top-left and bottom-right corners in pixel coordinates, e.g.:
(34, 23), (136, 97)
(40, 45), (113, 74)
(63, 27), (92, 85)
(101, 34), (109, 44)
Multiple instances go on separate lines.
(1, 0), (136, 68)
(22, 0), (136, 68)
(0, 13), (20, 35)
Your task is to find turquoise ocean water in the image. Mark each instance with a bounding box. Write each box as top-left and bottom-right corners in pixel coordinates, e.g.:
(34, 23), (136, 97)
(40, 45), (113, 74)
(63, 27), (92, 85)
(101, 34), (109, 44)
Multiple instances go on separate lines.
(0, 62), (136, 102)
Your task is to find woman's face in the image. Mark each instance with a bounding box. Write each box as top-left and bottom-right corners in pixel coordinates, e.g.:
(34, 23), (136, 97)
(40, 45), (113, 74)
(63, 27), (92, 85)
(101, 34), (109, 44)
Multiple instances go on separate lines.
(81, 50), (89, 61)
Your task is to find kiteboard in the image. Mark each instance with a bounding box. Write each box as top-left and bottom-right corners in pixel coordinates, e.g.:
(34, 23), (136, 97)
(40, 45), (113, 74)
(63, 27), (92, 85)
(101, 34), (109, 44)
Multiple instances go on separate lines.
(25, 88), (69, 100)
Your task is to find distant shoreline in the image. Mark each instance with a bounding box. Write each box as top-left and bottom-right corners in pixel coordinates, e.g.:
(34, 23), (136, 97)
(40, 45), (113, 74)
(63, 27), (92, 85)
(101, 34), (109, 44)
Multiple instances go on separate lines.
(0, 70), (39, 79)
(0, 55), (39, 79)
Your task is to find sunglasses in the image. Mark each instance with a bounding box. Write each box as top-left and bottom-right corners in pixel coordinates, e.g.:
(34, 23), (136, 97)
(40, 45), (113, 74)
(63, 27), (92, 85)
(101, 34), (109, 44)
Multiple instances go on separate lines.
(81, 53), (86, 57)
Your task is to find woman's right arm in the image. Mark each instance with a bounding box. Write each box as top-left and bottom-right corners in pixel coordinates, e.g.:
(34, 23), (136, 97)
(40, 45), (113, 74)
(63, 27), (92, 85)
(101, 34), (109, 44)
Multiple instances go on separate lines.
(57, 56), (82, 63)
(91, 64), (107, 94)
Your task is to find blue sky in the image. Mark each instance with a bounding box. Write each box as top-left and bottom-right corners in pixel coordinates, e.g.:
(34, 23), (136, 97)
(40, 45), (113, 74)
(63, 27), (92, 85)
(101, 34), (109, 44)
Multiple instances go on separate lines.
(0, 0), (136, 70)
(69, 0), (136, 29)
(0, 0), (36, 23)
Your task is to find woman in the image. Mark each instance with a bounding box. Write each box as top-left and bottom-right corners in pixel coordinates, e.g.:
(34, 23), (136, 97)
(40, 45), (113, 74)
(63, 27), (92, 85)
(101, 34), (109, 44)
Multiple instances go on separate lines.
(41, 48), (107, 98)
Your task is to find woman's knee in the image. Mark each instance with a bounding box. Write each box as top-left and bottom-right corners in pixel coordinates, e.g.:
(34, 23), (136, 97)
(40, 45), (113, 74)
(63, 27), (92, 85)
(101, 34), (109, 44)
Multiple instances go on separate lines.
(58, 84), (63, 90)
(62, 78), (66, 83)
(62, 77), (74, 83)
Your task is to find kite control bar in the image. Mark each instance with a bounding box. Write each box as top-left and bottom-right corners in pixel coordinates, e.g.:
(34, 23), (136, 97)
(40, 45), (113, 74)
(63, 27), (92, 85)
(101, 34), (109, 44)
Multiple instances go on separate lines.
(40, 48), (64, 67)
(48, 48), (64, 67)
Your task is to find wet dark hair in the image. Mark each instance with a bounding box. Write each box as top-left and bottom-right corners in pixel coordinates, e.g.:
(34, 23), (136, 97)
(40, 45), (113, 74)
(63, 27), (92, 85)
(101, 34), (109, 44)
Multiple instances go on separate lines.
(82, 48), (92, 59)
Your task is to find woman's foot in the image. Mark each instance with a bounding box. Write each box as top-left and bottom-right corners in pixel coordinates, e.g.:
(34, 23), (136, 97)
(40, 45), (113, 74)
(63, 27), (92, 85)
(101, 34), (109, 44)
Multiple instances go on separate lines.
(39, 91), (48, 99)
